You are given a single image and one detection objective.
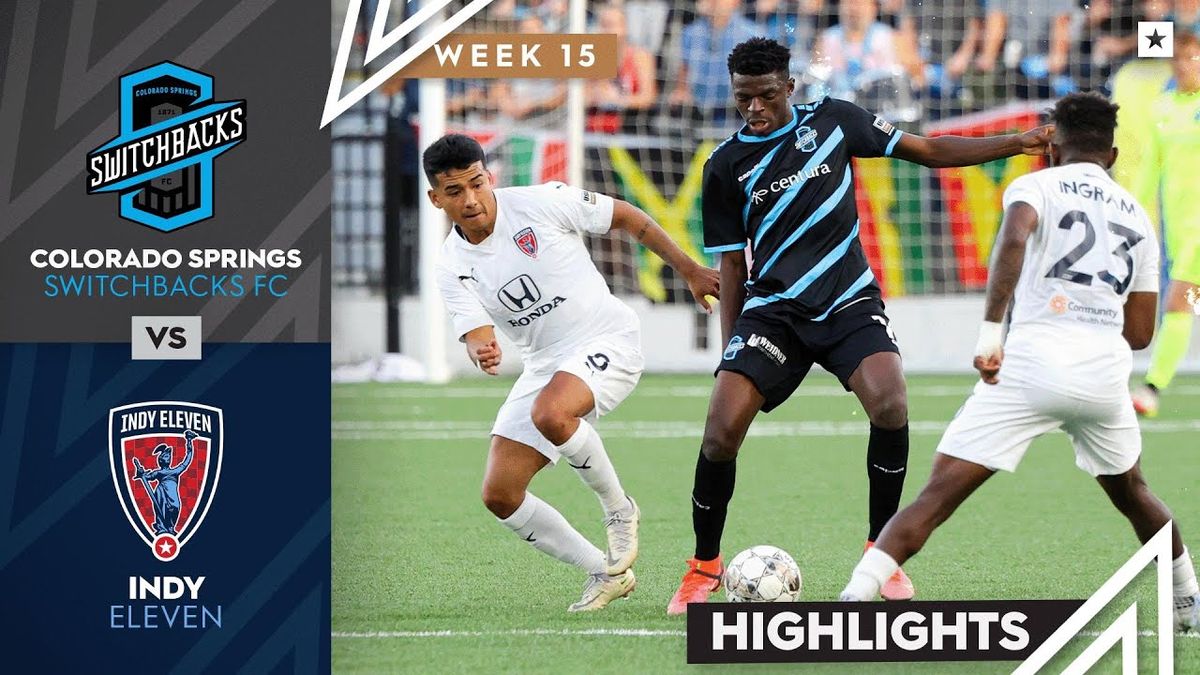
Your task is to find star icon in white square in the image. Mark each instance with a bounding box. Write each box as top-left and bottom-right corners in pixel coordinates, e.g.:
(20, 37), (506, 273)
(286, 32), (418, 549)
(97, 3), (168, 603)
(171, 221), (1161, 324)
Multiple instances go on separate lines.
(1138, 22), (1174, 58)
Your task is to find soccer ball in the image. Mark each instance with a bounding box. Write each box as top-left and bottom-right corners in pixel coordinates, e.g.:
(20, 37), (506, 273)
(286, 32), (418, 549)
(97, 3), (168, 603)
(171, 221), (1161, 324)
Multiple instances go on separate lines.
(723, 545), (803, 602)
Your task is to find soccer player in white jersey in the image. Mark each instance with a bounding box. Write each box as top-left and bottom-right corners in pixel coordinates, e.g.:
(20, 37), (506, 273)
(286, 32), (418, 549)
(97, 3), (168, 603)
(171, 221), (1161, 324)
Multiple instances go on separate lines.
(840, 93), (1200, 632)
(427, 134), (720, 612)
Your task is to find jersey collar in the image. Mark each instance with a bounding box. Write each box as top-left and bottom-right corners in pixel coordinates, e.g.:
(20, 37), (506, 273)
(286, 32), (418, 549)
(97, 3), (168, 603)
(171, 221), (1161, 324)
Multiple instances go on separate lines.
(737, 106), (799, 143)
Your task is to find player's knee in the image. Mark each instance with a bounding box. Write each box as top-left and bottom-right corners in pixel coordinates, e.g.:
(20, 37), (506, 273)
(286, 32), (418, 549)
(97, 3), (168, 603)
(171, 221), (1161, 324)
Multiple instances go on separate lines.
(701, 428), (740, 463)
(530, 402), (573, 445)
(481, 484), (523, 519)
(868, 392), (908, 430)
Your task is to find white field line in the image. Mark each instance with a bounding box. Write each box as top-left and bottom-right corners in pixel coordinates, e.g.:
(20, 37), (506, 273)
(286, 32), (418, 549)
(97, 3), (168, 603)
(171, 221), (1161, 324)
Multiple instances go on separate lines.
(332, 419), (1200, 442)
(331, 627), (1199, 640)
(334, 384), (1200, 400)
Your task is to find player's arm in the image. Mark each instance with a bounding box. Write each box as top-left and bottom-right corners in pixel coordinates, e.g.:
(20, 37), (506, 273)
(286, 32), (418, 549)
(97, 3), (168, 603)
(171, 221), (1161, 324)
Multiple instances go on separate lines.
(610, 200), (719, 312)
(975, 201), (1039, 383)
(435, 262), (500, 374)
(718, 251), (749, 348)
(698, 151), (749, 345)
(890, 126), (1053, 168)
(1123, 212), (1163, 350)
(1123, 293), (1158, 350)
(463, 325), (502, 375)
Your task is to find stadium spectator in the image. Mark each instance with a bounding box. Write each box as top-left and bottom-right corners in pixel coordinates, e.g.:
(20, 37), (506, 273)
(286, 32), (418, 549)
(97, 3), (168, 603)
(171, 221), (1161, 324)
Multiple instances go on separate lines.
(492, 15), (568, 126)
(1075, 0), (1138, 93)
(974, 0), (1074, 99)
(668, 0), (759, 122)
(446, 80), (494, 121)
(810, 0), (919, 102)
(622, 0), (672, 53)
(898, 0), (984, 119)
(748, 0), (799, 45)
(1174, 0), (1200, 33)
(586, 6), (658, 133)
(533, 0), (569, 33)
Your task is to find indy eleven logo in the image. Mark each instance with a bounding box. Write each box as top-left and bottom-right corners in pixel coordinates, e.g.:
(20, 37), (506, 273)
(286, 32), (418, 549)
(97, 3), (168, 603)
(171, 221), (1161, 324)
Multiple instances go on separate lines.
(108, 402), (223, 561)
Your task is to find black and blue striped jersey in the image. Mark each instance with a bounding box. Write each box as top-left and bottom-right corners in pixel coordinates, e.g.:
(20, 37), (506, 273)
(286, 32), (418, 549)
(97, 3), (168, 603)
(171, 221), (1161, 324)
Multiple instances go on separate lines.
(702, 98), (905, 320)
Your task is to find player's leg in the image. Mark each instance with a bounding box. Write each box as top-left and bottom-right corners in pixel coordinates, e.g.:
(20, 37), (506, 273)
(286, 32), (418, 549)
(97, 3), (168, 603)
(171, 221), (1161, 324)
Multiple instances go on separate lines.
(482, 434), (635, 611)
(667, 370), (765, 615)
(532, 334), (644, 574)
(840, 453), (995, 601)
(1066, 400), (1200, 632)
(531, 371), (632, 515)
(1094, 465), (1200, 631)
(824, 303), (912, 598)
(840, 376), (1057, 600)
(668, 312), (810, 615)
(1135, 277), (1199, 416)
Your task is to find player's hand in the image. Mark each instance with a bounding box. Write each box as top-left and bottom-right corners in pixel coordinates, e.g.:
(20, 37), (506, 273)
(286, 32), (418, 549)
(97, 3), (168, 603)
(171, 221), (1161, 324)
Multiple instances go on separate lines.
(1019, 125), (1054, 156)
(973, 352), (1004, 385)
(471, 340), (502, 376)
(684, 264), (720, 314)
(973, 320), (1004, 384)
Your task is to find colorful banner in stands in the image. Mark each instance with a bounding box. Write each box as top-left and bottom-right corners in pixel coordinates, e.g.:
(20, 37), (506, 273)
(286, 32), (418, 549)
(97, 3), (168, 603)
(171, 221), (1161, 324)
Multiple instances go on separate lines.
(469, 104), (1047, 300)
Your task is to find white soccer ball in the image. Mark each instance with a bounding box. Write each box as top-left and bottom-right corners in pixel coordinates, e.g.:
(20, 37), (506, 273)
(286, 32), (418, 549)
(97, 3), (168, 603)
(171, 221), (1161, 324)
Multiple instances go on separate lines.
(724, 545), (803, 602)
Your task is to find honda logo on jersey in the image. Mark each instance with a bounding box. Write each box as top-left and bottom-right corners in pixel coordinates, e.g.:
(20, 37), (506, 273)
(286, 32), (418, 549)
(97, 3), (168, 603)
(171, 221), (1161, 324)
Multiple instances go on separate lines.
(498, 274), (542, 312)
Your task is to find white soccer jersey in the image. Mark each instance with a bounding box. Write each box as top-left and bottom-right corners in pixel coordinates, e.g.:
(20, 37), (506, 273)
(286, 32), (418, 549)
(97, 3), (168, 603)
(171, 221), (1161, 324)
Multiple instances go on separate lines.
(435, 182), (640, 374)
(1000, 162), (1160, 396)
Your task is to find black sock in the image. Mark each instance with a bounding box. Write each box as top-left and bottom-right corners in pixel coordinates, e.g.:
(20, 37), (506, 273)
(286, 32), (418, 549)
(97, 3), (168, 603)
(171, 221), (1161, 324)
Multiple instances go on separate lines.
(867, 423), (909, 541)
(693, 450), (736, 561)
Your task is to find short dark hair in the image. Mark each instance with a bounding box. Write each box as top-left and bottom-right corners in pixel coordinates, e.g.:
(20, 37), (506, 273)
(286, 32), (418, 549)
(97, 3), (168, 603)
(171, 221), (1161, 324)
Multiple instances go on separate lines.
(1050, 92), (1119, 153)
(423, 133), (487, 184)
(728, 37), (790, 77)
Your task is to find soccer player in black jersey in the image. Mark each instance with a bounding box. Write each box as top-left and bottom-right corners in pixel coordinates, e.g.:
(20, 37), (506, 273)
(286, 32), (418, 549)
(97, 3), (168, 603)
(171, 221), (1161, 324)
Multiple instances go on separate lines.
(668, 38), (1053, 614)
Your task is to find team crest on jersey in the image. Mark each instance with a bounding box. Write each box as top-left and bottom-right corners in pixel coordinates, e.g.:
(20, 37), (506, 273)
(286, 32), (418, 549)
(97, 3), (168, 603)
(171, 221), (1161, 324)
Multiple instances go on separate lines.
(514, 227), (538, 259)
(109, 402), (223, 562)
(794, 126), (819, 152)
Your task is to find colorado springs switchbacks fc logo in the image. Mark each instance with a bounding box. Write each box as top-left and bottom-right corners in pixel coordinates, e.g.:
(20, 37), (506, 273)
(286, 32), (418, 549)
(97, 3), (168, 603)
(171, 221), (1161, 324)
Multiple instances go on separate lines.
(109, 402), (223, 561)
(86, 61), (246, 231)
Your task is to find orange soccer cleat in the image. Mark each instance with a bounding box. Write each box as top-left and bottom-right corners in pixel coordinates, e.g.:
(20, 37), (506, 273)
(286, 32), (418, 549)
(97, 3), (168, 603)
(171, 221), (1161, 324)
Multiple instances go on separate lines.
(865, 540), (915, 601)
(667, 556), (723, 615)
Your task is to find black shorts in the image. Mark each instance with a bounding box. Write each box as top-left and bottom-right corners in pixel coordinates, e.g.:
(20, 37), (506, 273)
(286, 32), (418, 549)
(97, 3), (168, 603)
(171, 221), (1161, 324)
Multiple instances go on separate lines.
(715, 296), (900, 413)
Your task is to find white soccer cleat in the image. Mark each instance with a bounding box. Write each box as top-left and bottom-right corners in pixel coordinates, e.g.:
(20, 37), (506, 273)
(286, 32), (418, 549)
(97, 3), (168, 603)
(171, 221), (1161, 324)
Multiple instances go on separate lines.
(568, 569), (636, 612)
(604, 496), (640, 575)
(1176, 593), (1200, 633)
(1131, 384), (1160, 418)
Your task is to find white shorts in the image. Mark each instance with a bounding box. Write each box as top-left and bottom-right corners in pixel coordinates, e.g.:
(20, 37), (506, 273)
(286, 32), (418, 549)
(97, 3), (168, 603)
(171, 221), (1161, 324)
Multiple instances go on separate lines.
(937, 377), (1141, 477)
(491, 331), (644, 463)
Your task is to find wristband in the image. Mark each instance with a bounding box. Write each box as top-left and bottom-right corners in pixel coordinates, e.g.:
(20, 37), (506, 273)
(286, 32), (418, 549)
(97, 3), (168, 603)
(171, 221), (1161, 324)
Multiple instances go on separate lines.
(974, 321), (1004, 359)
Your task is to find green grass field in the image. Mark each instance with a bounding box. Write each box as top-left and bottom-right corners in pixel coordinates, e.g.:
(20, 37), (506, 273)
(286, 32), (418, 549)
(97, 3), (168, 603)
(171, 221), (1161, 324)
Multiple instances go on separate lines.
(332, 373), (1200, 673)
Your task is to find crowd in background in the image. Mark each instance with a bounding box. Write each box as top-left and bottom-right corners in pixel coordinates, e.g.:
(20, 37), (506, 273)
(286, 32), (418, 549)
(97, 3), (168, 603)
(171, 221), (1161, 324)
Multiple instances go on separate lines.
(436, 0), (1200, 131)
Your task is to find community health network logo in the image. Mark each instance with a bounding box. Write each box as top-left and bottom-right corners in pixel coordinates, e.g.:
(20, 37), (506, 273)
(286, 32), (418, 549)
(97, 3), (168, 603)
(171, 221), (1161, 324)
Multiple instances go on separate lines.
(86, 62), (246, 231)
(109, 402), (223, 561)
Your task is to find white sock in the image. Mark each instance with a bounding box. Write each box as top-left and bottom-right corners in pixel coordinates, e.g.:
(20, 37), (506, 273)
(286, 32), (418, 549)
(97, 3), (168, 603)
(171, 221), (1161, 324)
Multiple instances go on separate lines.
(842, 547), (900, 601)
(498, 493), (605, 575)
(554, 420), (628, 515)
(1174, 548), (1200, 597)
